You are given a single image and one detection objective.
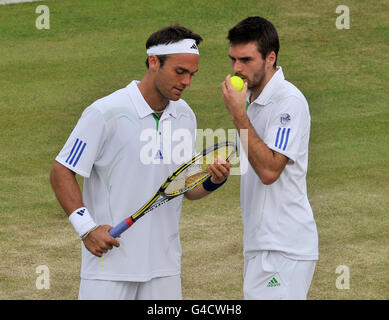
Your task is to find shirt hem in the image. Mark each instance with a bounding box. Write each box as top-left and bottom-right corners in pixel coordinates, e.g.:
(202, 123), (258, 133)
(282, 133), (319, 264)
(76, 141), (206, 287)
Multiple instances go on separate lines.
(266, 144), (296, 163)
(55, 157), (91, 178)
(80, 269), (181, 282)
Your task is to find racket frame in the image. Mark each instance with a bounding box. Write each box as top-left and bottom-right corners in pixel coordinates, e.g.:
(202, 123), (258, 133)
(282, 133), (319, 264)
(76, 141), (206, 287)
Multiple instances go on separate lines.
(109, 141), (236, 237)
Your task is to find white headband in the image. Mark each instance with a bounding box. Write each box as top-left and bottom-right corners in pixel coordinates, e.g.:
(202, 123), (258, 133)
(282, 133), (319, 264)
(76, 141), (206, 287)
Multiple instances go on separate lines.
(146, 38), (199, 56)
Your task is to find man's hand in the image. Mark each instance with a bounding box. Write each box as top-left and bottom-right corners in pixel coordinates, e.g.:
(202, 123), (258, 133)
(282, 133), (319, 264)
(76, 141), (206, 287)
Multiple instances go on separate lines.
(208, 157), (231, 184)
(184, 158), (231, 200)
(221, 74), (248, 121)
(83, 225), (120, 257)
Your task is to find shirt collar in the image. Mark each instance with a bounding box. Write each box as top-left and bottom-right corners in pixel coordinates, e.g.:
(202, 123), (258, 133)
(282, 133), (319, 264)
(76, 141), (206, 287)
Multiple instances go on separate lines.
(126, 80), (177, 119)
(248, 66), (285, 106)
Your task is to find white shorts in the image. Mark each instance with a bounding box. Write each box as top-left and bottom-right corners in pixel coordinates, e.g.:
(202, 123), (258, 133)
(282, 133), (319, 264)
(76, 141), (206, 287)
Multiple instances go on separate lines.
(243, 251), (316, 300)
(78, 275), (182, 300)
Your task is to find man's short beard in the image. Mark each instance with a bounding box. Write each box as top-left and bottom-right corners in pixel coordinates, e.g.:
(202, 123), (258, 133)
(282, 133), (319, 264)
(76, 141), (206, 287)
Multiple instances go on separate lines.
(248, 72), (266, 91)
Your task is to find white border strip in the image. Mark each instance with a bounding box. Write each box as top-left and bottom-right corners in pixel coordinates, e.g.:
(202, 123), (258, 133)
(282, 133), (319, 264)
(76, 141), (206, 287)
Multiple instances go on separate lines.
(0, 0), (42, 5)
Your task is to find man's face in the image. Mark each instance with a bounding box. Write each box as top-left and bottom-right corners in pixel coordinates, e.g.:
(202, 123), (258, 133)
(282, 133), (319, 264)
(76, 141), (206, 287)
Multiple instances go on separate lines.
(154, 53), (199, 101)
(229, 42), (269, 91)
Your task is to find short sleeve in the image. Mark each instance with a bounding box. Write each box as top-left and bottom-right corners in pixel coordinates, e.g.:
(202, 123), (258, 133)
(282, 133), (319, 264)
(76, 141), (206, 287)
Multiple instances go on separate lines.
(263, 96), (309, 163)
(55, 106), (107, 178)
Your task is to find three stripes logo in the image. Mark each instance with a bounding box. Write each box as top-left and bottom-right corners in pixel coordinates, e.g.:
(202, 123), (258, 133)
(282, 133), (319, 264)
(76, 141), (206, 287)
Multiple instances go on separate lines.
(66, 138), (87, 167)
(190, 43), (198, 50)
(275, 127), (290, 151)
(267, 277), (281, 287)
(76, 208), (85, 216)
(155, 150), (163, 160)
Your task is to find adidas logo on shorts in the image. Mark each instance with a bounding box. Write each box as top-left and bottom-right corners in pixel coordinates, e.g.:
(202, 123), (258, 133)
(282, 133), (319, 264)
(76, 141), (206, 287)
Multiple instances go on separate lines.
(267, 277), (281, 287)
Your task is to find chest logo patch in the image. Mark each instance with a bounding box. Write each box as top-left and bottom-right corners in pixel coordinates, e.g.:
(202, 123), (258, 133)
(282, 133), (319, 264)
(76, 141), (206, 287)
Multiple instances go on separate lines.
(280, 113), (291, 126)
(155, 149), (163, 160)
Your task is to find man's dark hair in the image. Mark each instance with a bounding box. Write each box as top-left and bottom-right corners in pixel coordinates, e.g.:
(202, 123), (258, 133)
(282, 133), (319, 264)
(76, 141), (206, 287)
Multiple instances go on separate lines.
(145, 24), (203, 68)
(227, 16), (279, 67)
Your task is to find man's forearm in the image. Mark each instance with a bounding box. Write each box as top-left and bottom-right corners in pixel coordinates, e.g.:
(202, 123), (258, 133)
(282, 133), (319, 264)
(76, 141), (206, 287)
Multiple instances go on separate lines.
(50, 161), (84, 216)
(233, 114), (287, 185)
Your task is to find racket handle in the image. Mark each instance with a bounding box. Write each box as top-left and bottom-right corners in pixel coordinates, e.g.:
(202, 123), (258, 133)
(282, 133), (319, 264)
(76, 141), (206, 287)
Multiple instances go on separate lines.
(109, 218), (134, 238)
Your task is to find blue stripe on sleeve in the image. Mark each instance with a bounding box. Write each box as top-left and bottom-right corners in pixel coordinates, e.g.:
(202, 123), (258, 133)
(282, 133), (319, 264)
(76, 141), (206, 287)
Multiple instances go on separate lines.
(283, 128), (291, 151)
(73, 142), (86, 167)
(275, 128), (281, 148)
(69, 139), (82, 165)
(66, 138), (79, 164)
(278, 128), (286, 149)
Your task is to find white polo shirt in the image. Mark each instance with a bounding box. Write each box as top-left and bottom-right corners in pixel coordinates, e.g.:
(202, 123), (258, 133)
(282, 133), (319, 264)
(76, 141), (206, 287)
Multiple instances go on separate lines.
(239, 67), (318, 261)
(56, 80), (197, 281)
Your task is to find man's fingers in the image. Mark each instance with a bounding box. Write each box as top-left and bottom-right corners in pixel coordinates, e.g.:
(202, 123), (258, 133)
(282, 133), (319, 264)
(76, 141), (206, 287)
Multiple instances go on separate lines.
(106, 226), (121, 247)
(93, 250), (103, 258)
(208, 161), (231, 183)
(212, 164), (229, 177)
(111, 239), (120, 247)
(221, 75), (233, 93)
(225, 74), (233, 90)
(208, 166), (223, 179)
(242, 81), (248, 94)
(84, 225), (121, 257)
(214, 158), (231, 173)
(221, 79), (228, 95)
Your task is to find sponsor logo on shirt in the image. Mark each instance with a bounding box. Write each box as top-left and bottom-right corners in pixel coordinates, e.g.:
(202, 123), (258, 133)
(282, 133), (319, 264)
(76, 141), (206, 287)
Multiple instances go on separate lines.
(280, 113), (291, 126)
(154, 149), (163, 160)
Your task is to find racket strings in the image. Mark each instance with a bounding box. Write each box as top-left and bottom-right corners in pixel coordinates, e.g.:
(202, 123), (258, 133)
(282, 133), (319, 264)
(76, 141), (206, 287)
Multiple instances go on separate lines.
(165, 162), (204, 195)
(164, 144), (235, 196)
(185, 172), (208, 186)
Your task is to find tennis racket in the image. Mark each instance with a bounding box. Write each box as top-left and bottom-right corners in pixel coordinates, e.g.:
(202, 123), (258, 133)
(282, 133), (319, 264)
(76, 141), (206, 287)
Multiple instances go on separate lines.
(109, 141), (237, 238)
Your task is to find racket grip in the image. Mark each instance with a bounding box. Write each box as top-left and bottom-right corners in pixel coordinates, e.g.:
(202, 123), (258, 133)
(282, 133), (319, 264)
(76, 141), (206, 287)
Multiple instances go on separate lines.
(109, 218), (134, 238)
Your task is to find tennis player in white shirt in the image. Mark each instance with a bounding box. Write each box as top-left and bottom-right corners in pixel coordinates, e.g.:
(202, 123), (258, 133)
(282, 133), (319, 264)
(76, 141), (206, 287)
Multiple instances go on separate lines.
(50, 25), (231, 300)
(222, 16), (319, 300)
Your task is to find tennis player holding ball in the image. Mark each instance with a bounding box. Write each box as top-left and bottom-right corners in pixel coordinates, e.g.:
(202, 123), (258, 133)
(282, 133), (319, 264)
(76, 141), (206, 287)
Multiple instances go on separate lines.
(50, 25), (231, 300)
(222, 17), (319, 299)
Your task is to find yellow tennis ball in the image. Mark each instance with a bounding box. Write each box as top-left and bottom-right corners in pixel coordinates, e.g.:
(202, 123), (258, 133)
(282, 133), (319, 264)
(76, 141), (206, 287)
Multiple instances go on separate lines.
(230, 76), (244, 92)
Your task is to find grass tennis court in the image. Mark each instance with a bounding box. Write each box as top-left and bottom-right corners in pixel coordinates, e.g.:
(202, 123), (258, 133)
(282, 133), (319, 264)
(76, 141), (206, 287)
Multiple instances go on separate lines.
(0, 0), (388, 299)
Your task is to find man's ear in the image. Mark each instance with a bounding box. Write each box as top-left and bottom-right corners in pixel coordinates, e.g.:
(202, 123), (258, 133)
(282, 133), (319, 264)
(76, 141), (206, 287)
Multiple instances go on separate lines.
(266, 51), (276, 68)
(148, 55), (160, 71)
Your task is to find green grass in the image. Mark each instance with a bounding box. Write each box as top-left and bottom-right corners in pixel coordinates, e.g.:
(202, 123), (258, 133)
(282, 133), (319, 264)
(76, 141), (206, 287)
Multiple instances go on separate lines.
(0, 0), (388, 299)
